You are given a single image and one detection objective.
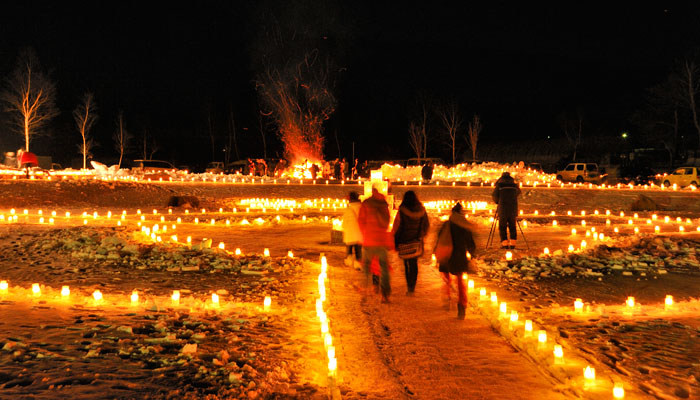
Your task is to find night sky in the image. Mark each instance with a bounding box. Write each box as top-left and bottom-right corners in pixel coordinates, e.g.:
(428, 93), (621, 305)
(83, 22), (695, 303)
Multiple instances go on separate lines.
(0, 2), (699, 168)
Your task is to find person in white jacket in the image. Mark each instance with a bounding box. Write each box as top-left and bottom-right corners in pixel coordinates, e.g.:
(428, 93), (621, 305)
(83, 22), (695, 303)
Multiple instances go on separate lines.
(342, 191), (363, 268)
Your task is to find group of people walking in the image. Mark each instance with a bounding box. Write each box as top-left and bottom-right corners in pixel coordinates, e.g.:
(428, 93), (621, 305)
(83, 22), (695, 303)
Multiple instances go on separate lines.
(341, 171), (520, 319)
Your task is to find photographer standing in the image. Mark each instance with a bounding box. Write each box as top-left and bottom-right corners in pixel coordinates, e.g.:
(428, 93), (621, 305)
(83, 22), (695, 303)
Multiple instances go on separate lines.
(492, 172), (521, 249)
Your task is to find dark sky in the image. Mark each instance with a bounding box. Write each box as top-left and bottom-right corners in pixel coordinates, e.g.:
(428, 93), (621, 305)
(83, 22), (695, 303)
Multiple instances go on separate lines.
(0, 2), (698, 167)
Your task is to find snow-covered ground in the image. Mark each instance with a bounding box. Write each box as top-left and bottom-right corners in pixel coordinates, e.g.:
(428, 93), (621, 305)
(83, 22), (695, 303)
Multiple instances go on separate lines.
(0, 180), (699, 398)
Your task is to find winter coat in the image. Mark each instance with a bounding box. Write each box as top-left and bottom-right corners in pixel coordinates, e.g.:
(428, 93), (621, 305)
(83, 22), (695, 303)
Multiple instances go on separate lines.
(438, 212), (476, 275)
(492, 175), (521, 218)
(421, 164), (433, 181)
(358, 191), (391, 248)
(392, 205), (429, 247)
(341, 201), (363, 245)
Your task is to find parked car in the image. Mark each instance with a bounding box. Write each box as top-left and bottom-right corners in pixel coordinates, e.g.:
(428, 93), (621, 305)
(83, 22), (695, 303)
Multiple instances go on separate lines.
(556, 163), (606, 183)
(131, 159), (177, 173)
(616, 165), (658, 185)
(205, 162), (224, 174)
(661, 166), (700, 187)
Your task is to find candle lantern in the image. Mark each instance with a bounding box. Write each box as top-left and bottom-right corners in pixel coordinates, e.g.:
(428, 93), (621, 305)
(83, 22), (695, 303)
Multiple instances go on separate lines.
(264, 296), (272, 311)
(131, 290), (139, 305)
(32, 283), (41, 296)
(171, 290), (180, 304)
(613, 382), (625, 399)
(574, 298), (583, 313)
(61, 286), (70, 297)
(553, 345), (563, 364)
(626, 296), (635, 308)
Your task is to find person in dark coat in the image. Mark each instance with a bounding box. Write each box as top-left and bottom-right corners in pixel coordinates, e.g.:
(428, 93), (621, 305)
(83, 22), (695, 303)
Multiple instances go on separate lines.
(333, 159), (341, 180)
(492, 171), (521, 248)
(437, 202), (476, 319)
(421, 161), (434, 182)
(392, 190), (430, 294)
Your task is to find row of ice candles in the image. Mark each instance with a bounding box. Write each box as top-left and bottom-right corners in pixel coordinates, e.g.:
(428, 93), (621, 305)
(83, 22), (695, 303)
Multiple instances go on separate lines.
(0, 281), (272, 310)
(573, 295), (676, 312)
(315, 255), (337, 378)
(462, 273), (625, 398)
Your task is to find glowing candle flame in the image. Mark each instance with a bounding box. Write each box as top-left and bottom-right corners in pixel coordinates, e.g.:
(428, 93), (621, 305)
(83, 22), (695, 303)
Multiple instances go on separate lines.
(0, 280), (7, 291)
(264, 248), (270, 257)
(524, 320), (533, 334)
(538, 330), (547, 344)
(171, 290), (180, 303)
(509, 310), (518, 322)
(583, 365), (595, 382)
(553, 344), (563, 360)
(211, 293), (219, 305)
(490, 293), (498, 304)
(235, 248), (241, 256)
(264, 296), (272, 311)
(218, 242), (225, 250)
(665, 295), (673, 307)
(543, 247), (550, 255)
(613, 383), (625, 398)
(574, 298), (583, 312)
(468, 279), (474, 290)
(505, 251), (513, 261)
(287, 250), (294, 258)
(499, 302), (507, 315)
(626, 296), (635, 308)
(92, 290), (103, 302)
(32, 283), (41, 296)
(131, 290), (139, 304)
(61, 286), (70, 297)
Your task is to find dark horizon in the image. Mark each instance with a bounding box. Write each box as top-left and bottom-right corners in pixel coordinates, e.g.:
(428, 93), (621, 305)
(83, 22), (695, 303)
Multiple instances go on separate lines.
(1, 2), (699, 168)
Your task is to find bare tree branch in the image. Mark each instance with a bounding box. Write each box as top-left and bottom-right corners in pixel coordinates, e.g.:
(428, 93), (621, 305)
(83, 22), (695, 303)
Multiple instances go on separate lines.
(466, 114), (482, 162)
(112, 111), (132, 168)
(437, 101), (462, 165)
(73, 92), (98, 169)
(0, 48), (58, 152)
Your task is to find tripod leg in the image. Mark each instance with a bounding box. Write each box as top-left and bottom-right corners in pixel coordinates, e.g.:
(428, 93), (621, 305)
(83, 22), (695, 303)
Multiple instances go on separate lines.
(516, 219), (530, 250)
(486, 208), (499, 248)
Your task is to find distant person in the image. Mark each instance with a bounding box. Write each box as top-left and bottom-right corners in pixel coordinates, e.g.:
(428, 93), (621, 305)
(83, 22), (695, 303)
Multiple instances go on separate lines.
(351, 158), (359, 180)
(358, 185), (392, 303)
(322, 160), (330, 179)
(361, 160), (369, 178)
(247, 158), (255, 176)
(310, 162), (320, 179)
(392, 190), (429, 294)
(435, 202), (476, 319)
(492, 171), (521, 249)
(341, 158), (349, 180)
(421, 161), (434, 182)
(333, 158), (341, 180)
(342, 191), (363, 269)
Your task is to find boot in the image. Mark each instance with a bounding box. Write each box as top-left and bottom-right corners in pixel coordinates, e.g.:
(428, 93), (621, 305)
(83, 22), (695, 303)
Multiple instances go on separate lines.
(501, 240), (509, 249)
(353, 259), (363, 271)
(509, 239), (517, 249)
(457, 304), (466, 320)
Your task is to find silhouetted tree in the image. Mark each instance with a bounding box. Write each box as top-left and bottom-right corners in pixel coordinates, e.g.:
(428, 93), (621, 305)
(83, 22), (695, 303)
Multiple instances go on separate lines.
(0, 48), (58, 152)
(252, 1), (343, 163)
(466, 114), (482, 162)
(437, 101), (462, 165)
(113, 111), (131, 168)
(73, 92), (98, 169)
(559, 109), (584, 161)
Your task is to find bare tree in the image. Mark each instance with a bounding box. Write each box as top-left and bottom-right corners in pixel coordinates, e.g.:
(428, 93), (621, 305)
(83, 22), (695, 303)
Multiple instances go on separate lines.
(112, 111), (131, 168)
(0, 48), (58, 152)
(437, 101), (462, 164)
(205, 105), (216, 161)
(675, 58), (700, 150)
(559, 109), (584, 161)
(408, 122), (425, 161)
(141, 130), (159, 160)
(257, 110), (268, 159)
(73, 92), (98, 169)
(225, 105), (239, 165)
(466, 114), (482, 162)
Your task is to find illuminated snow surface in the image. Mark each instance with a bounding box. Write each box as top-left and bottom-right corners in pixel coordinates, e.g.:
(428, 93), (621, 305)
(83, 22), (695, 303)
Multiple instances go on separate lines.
(0, 180), (699, 398)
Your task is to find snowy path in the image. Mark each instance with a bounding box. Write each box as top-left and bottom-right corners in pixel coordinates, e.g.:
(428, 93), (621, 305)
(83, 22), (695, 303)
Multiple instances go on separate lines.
(326, 251), (568, 400)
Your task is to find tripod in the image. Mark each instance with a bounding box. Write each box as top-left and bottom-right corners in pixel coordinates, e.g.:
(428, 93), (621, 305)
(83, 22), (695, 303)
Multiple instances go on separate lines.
(486, 205), (529, 250)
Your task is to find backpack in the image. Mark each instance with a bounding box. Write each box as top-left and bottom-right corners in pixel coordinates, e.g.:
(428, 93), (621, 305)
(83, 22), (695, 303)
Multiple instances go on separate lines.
(434, 221), (453, 265)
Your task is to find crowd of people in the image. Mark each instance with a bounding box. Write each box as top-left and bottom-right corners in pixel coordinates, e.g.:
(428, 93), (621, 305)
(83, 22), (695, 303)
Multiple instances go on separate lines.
(340, 171), (520, 319)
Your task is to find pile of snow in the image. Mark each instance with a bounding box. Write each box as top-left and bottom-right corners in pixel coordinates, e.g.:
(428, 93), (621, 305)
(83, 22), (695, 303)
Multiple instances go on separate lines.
(479, 236), (700, 279)
(380, 161), (557, 184)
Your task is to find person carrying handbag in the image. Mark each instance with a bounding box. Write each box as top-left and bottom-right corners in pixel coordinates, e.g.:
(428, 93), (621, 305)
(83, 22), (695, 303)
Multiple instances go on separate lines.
(434, 202), (476, 319)
(392, 190), (430, 294)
